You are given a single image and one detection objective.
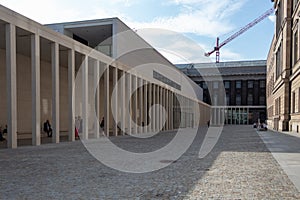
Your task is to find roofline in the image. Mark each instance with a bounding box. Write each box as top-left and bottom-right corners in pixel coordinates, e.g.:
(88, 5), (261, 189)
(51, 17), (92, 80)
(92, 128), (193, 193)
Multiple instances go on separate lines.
(44, 17), (119, 26)
(176, 59), (267, 69)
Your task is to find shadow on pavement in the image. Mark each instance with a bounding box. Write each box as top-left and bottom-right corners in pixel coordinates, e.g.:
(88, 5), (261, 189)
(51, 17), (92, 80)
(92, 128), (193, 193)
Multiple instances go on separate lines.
(0, 126), (299, 199)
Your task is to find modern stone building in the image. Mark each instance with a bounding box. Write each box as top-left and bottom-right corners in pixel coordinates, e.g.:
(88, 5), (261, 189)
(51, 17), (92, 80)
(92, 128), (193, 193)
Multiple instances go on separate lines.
(177, 60), (267, 125)
(267, 0), (299, 132)
(0, 5), (210, 148)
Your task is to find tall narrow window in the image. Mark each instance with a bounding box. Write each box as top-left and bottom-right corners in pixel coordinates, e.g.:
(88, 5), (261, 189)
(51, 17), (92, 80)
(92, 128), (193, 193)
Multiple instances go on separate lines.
(236, 81), (241, 89)
(213, 94), (218, 106)
(247, 94), (253, 105)
(236, 94), (241, 105)
(292, 91), (296, 113)
(248, 80), (254, 88)
(293, 30), (298, 65)
(260, 80), (266, 88)
(226, 93), (230, 105)
(224, 81), (230, 89)
(259, 96), (266, 105)
(213, 81), (219, 89)
(276, 3), (282, 36)
(278, 97), (281, 115)
(276, 44), (282, 79)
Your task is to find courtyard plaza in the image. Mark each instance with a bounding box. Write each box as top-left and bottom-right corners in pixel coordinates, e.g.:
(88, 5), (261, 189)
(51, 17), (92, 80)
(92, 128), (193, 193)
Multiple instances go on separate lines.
(1, 125), (300, 199)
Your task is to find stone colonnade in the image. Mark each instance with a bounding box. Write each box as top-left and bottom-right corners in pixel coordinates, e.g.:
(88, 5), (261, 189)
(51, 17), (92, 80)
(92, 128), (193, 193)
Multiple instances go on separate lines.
(1, 8), (209, 149)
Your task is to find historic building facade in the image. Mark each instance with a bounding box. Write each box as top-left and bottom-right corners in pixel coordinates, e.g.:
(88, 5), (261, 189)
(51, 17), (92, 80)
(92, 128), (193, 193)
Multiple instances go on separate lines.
(0, 5), (210, 148)
(178, 60), (267, 125)
(267, 0), (299, 132)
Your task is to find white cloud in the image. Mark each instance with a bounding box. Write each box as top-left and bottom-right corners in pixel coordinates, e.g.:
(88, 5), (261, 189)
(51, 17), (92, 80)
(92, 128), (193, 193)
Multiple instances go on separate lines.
(128, 0), (247, 38)
(0, 0), (124, 24)
(136, 28), (243, 64)
(219, 48), (243, 61)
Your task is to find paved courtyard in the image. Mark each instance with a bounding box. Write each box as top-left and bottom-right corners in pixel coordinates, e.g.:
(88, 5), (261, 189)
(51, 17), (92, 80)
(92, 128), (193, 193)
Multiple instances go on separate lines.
(1, 125), (300, 199)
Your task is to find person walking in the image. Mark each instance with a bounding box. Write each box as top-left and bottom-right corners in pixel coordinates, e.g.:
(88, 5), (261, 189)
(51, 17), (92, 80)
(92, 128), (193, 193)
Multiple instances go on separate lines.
(43, 120), (52, 137)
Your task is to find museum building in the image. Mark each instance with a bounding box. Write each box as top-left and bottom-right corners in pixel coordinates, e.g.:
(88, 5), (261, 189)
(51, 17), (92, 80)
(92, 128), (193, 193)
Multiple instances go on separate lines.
(0, 5), (210, 148)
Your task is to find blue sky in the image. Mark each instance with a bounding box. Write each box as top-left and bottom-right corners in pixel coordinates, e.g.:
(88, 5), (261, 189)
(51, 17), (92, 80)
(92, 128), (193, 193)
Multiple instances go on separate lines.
(0, 0), (275, 63)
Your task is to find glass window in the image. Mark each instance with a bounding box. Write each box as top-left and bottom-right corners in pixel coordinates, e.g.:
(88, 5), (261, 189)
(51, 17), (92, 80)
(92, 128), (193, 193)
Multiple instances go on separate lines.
(226, 93), (230, 105)
(276, 44), (282, 79)
(248, 80), (253, 88)
(236, 94), (241, 105)
(259, 96), (266, 105)
(260, 80), (266, 88)
(236, 81), (241, 89)
(224, 81), (230, 89)
(213, 82), (219, 89)
(202, 82), (208, 89)
(247, 94), (253, 105)
(293, 30), (298, 65)
(292, 91), (296, 113)
(213, 94), (218, 105)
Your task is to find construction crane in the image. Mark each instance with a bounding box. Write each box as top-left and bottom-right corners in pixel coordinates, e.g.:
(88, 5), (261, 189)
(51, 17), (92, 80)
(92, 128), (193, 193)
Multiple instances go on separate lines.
(205, 7), (274, 63)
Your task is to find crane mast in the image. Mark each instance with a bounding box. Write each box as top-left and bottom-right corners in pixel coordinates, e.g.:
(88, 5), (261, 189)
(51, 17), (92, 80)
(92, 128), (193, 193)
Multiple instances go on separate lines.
(205, 7), (274, 63)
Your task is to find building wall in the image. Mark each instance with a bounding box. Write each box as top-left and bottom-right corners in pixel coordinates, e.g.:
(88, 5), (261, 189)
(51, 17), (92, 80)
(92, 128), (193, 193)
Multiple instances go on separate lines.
(267, 0), (300, 131)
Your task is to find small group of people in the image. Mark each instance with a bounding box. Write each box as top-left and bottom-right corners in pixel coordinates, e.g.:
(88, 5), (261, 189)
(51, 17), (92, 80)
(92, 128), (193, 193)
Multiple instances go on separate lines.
(0, 125), (7, 141)
(253, 121), (268, 131)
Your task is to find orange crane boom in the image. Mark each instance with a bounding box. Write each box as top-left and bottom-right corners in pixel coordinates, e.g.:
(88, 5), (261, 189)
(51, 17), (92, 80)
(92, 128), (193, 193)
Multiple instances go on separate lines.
(205, 7), (274, 63)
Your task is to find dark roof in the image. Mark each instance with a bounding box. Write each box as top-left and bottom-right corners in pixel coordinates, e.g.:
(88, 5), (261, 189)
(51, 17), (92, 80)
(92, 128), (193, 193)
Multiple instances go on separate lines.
(177, 60), (266, 77)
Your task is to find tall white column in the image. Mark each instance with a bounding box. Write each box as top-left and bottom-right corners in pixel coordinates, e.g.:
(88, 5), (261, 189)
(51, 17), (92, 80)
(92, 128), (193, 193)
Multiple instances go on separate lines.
(144, 81), (148, 133)
(164, 89), (166, 129)
(94, 60), (100, 138)
(133, 76), (138, 134)
(104, 65), (110, 137)
(166, 89), (169, 131)
(159, 86), (163, 131)
(161, 87), (164, 131)
(51, 42), (60, 143)
(31, 34), (41, 146)
(148, 83), (152, 132)
(139, 78), (143, 133)
(82, 55), (89, 140)
(156, 85), (159, 132)
(127, 73), (132, 135)
(6, 24), (17, 148)
(113, 67), (118, 136)
(171, 92), (174, 130)
(68, 49), (75, 141)
(121, 70), (126, 135)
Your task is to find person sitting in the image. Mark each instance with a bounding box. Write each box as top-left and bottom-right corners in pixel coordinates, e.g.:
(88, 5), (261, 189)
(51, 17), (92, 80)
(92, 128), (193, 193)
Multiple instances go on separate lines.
(43, 120), (52, 137)
(100, 117), (104, 129)
(3, 125), (7, 135)
(0, 126), (5, 141)
(253, 123), (257, 128)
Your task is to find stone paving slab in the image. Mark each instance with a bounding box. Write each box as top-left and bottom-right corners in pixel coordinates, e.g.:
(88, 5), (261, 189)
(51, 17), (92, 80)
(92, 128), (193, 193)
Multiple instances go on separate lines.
(0, 125), (299, 199)
(258, 129), (300, 192)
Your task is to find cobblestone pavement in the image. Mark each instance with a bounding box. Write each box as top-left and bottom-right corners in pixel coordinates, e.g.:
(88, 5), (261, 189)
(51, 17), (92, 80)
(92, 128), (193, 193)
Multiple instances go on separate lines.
(0, 125), (300, 199)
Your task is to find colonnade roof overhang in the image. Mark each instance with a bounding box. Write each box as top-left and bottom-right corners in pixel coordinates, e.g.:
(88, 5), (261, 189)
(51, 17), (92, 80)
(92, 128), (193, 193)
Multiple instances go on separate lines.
(0, 5), (205, 104)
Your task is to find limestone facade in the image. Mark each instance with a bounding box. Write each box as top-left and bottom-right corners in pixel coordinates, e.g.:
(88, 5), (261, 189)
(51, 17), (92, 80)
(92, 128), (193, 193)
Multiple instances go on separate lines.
(267, 0), (299, 131)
